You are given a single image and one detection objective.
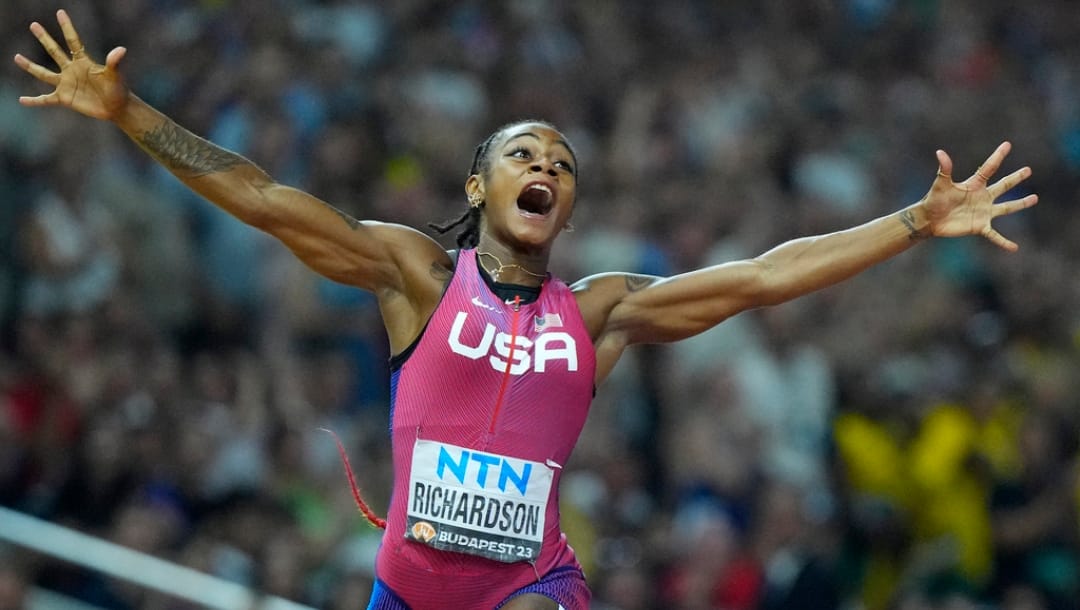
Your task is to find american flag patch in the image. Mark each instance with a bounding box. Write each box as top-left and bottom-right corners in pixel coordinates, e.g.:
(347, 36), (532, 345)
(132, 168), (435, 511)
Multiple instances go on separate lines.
(534, 312), (563, 332)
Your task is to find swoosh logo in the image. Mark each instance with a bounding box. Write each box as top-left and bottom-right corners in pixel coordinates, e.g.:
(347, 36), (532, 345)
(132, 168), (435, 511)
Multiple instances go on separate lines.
(471, 296), (499, 312)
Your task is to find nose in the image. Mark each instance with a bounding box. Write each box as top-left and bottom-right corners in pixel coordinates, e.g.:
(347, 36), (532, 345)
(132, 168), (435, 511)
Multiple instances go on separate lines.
(529, 159), (557, 177)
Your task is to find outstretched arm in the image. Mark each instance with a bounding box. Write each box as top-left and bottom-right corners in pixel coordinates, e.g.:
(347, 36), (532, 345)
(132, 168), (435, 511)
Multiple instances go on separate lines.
(577, 142), (1037, 381)
(13, 10), (449, 296)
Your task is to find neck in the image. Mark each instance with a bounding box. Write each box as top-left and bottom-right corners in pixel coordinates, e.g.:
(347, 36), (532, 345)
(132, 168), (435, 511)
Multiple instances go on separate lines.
(474, 239), (549, 286)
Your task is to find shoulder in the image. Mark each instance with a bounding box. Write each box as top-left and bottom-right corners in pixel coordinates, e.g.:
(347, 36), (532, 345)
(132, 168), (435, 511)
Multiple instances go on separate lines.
(570, 272), (661, 340)
(367, 222), (454, 284)
(570, 271), (661, 299)
(374, 233), (457, 355)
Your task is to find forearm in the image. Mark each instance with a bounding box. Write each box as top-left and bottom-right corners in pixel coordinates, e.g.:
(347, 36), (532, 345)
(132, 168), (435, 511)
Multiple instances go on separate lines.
(109, 93), (394, 285)
(113, 93), (273, 225)
(754, 202), (931, 305)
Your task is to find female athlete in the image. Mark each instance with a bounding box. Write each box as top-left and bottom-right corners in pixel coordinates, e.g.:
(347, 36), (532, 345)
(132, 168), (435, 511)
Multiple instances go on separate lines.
(15, 9), (1037, 610)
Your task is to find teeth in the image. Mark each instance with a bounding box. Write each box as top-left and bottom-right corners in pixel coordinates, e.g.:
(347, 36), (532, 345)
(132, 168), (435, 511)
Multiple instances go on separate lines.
(527, 183), (552, 199)
(519, 183), (554, 215)
(529, 185), (552, 207)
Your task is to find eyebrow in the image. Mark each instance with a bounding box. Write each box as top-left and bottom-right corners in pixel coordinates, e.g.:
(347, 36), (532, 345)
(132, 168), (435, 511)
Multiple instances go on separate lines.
(504, 132), (575, 159)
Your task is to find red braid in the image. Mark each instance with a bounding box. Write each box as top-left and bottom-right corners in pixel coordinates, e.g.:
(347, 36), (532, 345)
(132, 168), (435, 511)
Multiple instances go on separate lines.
(320, 428), (387, 530)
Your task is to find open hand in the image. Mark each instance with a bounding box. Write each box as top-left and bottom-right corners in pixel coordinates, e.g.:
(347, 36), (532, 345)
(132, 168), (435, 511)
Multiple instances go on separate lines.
(14, 9), (130, 121)
(922, 142), (1038, 251)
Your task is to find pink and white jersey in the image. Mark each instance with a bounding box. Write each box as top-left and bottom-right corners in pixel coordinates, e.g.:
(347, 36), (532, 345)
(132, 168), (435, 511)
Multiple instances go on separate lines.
(376, 248), (596, 607)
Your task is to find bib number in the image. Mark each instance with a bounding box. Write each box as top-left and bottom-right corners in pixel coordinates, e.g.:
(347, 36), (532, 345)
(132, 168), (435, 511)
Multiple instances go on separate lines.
(405, 440), (553, 563)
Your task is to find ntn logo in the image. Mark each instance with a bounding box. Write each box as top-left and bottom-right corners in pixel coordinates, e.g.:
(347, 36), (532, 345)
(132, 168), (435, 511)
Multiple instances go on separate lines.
(436, 445), (532, 496)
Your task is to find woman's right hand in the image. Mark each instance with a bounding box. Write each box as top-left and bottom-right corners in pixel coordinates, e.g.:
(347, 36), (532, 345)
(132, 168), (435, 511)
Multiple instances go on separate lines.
(14, 9), (130, 121)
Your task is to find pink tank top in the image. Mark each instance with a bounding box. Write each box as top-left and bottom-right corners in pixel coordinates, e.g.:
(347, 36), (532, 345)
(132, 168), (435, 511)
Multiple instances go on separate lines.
(376, 248), (596, 603)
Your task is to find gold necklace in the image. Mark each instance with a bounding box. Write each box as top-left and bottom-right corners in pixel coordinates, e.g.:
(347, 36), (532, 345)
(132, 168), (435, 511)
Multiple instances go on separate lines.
(476, 251), (547, 282)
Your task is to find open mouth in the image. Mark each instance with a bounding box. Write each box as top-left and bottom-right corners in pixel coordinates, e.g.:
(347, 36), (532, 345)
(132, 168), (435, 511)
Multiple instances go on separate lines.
(516, 183), (554, 216)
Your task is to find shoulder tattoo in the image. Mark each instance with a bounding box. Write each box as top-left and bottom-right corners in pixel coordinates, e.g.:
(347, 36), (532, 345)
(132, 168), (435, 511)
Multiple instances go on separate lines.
(137, 122), (248, 176)
(898, 210), (930, 241)
(624, 274), (656, 292)
(331, 207), (362, 230)
(429, 261), (453, 282)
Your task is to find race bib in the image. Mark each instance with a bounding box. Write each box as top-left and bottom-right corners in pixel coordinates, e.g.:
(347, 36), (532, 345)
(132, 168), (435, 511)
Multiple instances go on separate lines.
(405, 439), (554, 563)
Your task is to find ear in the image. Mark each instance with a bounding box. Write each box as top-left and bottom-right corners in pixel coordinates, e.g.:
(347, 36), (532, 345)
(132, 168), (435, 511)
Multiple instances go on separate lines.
(465, 174), (484, 203)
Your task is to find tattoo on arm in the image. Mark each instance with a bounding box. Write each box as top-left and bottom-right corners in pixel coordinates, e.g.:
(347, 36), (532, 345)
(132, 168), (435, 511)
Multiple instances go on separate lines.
(331, 207), (361, 230)
(624, 274), (657, 292)
(138, 120), (369, 234)
(429, 261), (453, 283)
(137, 122), (250, 176)
(899, 210), (930, 241)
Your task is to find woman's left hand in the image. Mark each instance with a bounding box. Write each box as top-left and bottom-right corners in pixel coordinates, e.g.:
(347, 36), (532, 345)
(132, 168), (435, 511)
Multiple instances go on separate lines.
(922, 142), (1038, 251)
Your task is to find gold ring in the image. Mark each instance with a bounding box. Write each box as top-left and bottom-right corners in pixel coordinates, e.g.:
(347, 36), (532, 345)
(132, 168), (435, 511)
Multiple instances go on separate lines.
(975, 170), (990, 181)
(936, 169), (951, 179)
(70, 46), (85, 58)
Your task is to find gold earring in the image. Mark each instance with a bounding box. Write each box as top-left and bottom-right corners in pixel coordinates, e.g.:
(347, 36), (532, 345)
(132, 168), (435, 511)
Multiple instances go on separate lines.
(563, 222), (575, 233)
(468, 193), (483, 208)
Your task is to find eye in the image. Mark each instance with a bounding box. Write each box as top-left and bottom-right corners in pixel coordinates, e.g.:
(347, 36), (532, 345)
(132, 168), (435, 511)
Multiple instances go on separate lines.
(555, 160), (576, 175)
(508, 147), (532, 159)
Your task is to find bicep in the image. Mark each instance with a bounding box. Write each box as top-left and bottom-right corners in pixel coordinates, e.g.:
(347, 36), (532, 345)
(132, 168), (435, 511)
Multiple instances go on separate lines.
(254, 184), (445, 292)
(603, 260), (770, 344)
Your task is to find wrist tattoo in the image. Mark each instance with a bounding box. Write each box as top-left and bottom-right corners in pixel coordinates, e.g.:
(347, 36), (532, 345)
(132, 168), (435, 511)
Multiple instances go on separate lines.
(138, 122), (248, 176)
(899, 210), (930, 241)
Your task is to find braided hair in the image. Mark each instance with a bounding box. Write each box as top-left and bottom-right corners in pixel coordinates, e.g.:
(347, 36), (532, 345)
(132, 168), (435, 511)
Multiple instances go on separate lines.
(429, 120), (574, 249)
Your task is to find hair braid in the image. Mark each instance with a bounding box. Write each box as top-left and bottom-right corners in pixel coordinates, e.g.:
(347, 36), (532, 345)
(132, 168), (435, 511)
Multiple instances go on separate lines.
(427, 204), (483, 249)
(323, 428), (387, 530)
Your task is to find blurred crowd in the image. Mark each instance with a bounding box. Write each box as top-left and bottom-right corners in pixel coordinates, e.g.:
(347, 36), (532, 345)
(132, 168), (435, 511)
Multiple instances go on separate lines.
(2, 1), (1080, 609)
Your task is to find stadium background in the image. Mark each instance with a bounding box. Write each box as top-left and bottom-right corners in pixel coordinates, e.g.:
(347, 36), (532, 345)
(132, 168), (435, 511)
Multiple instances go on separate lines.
(1, 1), (1078, 609)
